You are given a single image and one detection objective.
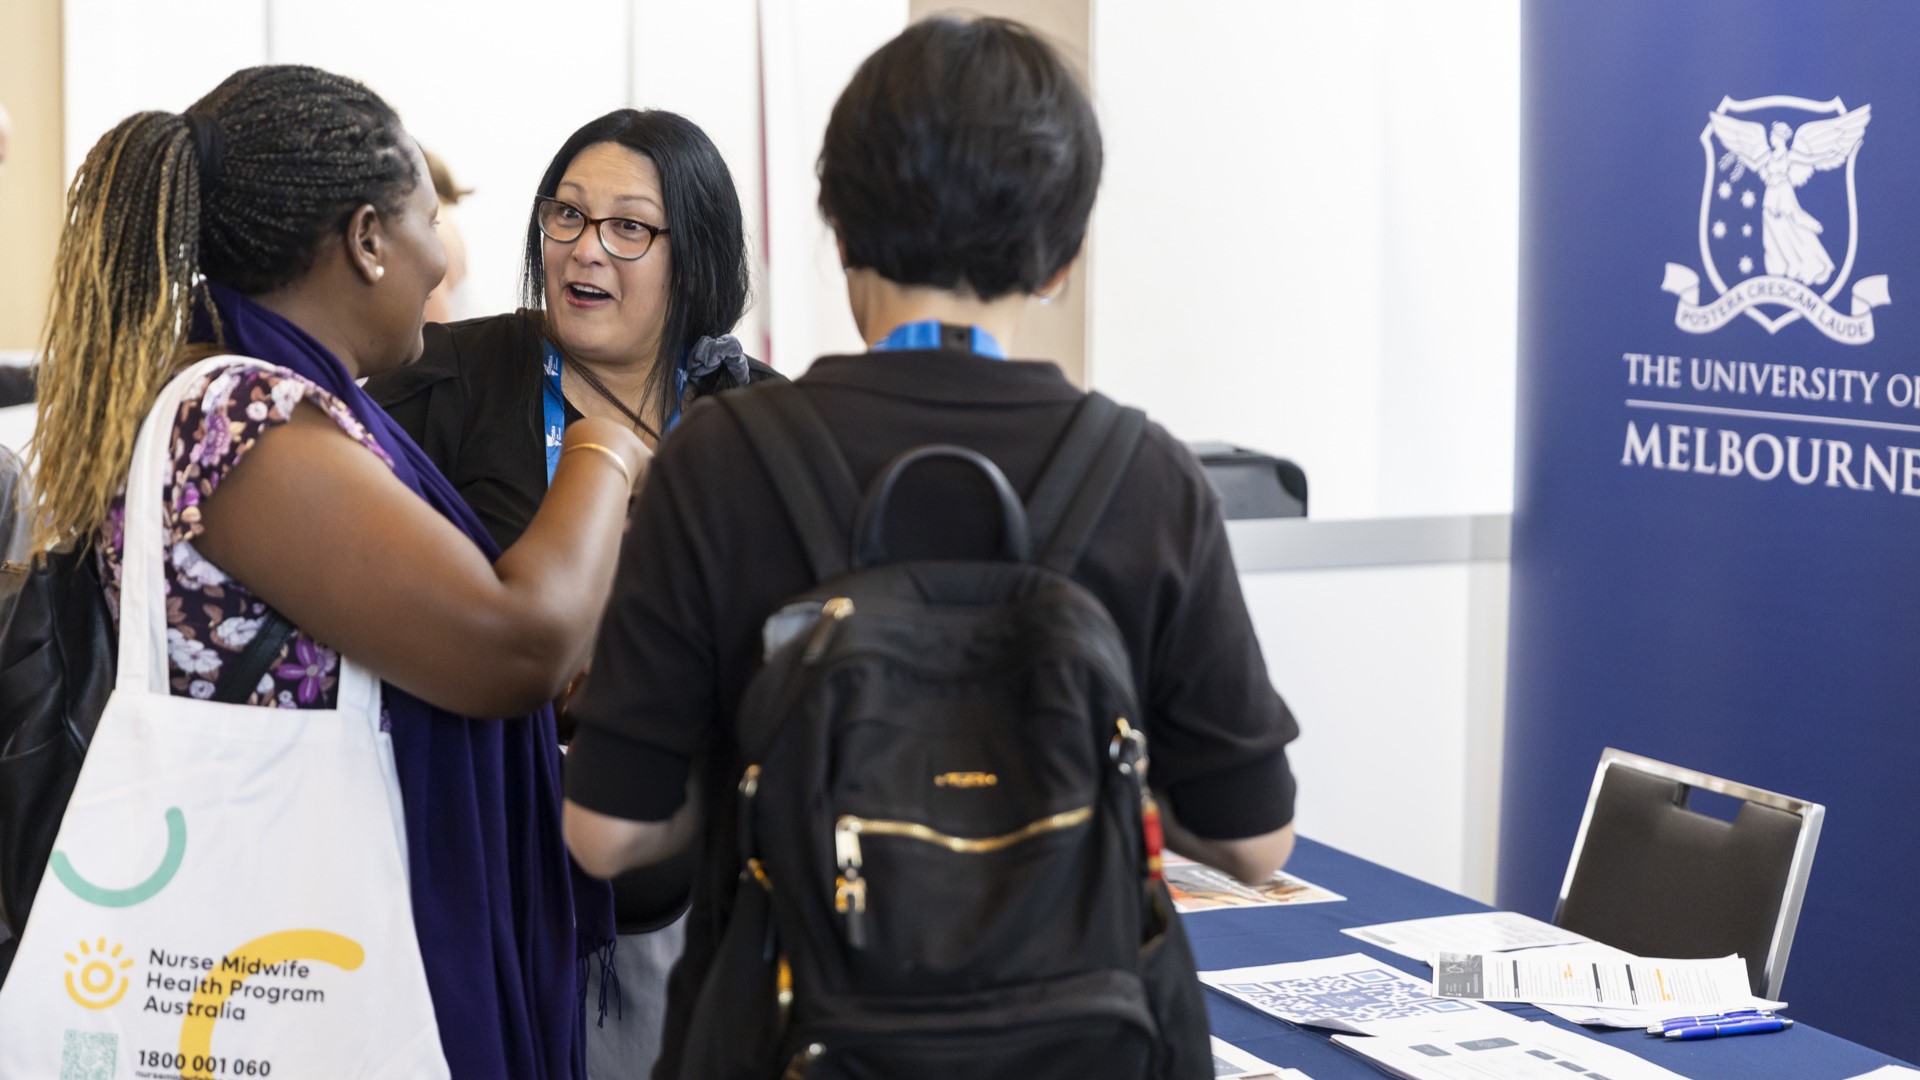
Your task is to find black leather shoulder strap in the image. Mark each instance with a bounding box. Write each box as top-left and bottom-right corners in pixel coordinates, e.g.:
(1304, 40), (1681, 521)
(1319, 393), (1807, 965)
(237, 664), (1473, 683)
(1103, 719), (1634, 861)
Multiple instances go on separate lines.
(719, 384), (861, 583)
(1026, 392), (1149, 575)
(212, 611), (298, 705)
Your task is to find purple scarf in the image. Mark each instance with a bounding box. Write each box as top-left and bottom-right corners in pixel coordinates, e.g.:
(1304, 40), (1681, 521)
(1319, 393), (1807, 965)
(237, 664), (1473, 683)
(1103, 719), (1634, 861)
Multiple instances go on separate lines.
(198, 281), (613, 1080)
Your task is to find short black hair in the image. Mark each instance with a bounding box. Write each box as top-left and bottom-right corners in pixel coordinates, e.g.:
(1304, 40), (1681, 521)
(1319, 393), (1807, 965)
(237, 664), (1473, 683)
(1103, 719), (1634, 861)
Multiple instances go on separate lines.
(191, 65), (418, 294)
(819, 16), (1102, 301)
(521, 109), (750, 417)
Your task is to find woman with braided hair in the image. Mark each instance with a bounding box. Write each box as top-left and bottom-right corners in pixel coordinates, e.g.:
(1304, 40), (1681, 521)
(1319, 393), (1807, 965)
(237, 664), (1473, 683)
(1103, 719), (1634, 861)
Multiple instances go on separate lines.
(28, 64), (639, 1079)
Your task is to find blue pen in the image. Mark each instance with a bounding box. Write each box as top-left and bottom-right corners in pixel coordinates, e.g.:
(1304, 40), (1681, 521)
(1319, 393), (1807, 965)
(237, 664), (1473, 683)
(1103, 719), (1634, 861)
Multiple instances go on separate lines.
(1644, 1009), (1772, 1033)
(1665, 1017), (1792, 1040)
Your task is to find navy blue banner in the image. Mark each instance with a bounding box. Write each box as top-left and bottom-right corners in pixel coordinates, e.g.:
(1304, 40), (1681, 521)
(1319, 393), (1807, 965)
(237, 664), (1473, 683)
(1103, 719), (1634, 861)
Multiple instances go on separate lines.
(1506, 1), (1920, 1061)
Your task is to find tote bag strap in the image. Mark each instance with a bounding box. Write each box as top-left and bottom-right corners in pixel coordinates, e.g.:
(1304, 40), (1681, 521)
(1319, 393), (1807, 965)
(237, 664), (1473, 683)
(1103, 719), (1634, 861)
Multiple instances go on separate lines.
(115, 355), (380, 717)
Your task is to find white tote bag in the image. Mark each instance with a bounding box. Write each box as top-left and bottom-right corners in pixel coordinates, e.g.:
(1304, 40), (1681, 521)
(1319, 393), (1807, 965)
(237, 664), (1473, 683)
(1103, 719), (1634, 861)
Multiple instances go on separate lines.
(0, 357), (449, 1080)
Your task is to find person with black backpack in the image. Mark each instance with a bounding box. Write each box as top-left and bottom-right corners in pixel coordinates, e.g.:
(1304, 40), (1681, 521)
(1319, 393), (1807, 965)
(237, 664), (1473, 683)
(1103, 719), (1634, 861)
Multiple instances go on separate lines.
(562, 16), (1299, 1080)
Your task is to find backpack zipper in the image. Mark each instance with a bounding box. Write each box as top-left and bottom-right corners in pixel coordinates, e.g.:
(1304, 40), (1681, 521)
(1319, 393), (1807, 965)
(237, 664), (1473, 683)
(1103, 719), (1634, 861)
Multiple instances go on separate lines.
(832, 807), (1094, 948)
(782, 1042), (825, 1079)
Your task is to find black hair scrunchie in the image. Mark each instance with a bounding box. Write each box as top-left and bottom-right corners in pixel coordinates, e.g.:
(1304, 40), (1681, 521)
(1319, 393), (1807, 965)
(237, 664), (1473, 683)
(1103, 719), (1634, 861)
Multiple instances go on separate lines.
(184, 112), (226, 192)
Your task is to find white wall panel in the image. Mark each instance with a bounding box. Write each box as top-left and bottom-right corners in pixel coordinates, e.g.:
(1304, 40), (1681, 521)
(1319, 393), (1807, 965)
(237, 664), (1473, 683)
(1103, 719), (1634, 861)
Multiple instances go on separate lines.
(631, 0), (768, 357)
(756, 0), (906, 374)
(1240, 558), (1509, 900)
(63, 0), (266, 173)
(1090, 0), (1519, 521)
(267, 0), (630, 320)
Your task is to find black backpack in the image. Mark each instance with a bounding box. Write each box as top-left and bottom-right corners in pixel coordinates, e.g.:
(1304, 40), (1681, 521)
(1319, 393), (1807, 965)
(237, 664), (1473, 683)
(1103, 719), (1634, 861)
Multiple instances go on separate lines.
(679, 385), (1211, 1080)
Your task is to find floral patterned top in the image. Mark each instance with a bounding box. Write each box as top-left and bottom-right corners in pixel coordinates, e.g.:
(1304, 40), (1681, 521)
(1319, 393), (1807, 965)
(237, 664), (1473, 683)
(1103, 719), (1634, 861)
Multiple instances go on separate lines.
(97, 361), (394, 708)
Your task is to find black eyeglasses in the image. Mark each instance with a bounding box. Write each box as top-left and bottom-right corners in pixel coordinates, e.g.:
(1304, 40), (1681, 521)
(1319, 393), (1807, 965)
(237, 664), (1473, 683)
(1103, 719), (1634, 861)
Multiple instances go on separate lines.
(535, 196), (670, 261)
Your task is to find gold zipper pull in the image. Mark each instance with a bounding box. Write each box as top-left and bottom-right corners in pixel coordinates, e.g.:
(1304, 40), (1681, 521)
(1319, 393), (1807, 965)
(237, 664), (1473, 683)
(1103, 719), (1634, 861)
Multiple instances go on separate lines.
(803, 597), (855, 664)
(834, 875), (868, 948)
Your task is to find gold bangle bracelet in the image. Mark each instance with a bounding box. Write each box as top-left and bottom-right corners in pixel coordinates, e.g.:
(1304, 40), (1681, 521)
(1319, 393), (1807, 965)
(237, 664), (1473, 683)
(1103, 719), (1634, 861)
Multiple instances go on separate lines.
(563, 442), (633, 490)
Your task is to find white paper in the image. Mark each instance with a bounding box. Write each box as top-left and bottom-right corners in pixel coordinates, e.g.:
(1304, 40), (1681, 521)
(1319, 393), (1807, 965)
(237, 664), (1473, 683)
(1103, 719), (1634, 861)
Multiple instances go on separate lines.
(1202, 953), (1494, 1035)
(1495, 945), (1782, 1029)
(1342, 912), (1595, 963)
(1211, 1036), (1316, 1079)
(1844, 1068), (1920, 1080)
(1165, 854), (1345, 912)
(1433, 950), (1756, 1011)
(1331, 1017), (1690, 1080)
(1533, 996), (1786, 1030)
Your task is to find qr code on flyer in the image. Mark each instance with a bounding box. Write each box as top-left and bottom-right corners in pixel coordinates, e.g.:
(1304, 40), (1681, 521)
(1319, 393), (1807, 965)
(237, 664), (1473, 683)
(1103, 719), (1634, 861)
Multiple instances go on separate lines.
(1223, 968), (1478, 1025)
(61, 1029), (117, 1080)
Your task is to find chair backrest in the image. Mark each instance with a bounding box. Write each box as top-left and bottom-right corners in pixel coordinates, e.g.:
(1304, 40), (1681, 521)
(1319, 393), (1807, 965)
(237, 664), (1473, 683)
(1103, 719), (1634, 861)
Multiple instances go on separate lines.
(1552, 748), (1822, 999)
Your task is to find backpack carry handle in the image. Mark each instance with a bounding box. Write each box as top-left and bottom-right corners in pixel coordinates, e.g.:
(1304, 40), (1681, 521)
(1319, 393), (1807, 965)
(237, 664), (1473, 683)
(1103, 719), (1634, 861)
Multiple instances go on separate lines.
(852, 445), (1031, 570)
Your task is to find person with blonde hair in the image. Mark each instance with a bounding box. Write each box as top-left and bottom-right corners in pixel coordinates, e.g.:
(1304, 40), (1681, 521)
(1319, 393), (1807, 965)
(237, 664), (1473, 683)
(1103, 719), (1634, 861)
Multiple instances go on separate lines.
(29, 64), (644, 1079)
(422, 147), (471, 324)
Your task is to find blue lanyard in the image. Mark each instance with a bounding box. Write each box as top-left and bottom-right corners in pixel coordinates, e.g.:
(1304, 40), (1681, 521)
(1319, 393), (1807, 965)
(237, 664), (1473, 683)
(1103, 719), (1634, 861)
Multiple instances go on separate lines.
(542, 344), (566, 484)
(869, 320), (1006, 359)
(543, 341), (685, 483)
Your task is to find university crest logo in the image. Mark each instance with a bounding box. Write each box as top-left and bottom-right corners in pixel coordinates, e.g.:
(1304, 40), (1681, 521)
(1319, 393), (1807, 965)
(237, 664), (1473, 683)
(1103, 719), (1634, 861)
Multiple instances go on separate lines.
(1661, 95), (1890, 344)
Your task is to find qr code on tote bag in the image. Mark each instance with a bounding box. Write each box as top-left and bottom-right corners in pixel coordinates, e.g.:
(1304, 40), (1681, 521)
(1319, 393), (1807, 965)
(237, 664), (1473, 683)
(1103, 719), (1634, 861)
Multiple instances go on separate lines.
(60, 1030), (117, 1080)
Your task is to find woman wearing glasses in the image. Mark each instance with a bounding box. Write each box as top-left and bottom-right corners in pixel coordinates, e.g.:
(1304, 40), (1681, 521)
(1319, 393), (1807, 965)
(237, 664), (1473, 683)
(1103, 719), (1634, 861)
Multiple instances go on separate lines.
(366, 108), (774, 1079)
(370, 108), (775, 549)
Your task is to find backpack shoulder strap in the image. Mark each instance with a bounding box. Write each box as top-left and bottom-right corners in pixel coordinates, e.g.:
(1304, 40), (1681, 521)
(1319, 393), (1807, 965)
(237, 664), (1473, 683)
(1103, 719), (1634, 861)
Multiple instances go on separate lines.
(1026, 392), (1149, 575)
(211, 611), (298, 705)
(719, 384), (861, 582)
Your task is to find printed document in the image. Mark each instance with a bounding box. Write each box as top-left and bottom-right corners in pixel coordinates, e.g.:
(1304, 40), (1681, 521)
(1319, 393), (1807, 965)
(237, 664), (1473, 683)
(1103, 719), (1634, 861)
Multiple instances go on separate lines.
(1342, 912), (1594, 963)
(1331, 1017), (1689, 1080)
(1202, 953), (1494, 1035)
(1451, 945), (1782, 1028)
(1432, 950), (1754, 1010)
(1165, 854), (1344, 913)
(1533, 995), (1786, 1029)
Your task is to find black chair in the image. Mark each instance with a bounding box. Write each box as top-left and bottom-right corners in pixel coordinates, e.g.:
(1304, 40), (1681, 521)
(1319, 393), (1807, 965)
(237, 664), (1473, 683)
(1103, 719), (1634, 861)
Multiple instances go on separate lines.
(1186, 442), (1307, 519)
(0, 365), (32, 410)
(1552, 748), (1822, 999)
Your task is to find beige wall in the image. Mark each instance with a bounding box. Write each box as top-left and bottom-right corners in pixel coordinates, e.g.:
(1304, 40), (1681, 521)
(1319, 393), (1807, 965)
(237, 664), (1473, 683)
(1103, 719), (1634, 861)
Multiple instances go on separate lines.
(0, 0), (63, 352)
(906, 0), (1091, 385)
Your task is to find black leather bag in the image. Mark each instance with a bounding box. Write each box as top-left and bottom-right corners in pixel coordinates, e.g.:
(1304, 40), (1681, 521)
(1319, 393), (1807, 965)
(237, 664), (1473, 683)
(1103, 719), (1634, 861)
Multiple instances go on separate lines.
(0, 545), (116, 980)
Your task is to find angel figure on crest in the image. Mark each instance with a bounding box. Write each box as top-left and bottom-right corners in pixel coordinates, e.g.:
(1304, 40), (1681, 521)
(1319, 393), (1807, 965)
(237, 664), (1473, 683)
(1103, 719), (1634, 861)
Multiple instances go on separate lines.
(1709, 104), (1871, 287)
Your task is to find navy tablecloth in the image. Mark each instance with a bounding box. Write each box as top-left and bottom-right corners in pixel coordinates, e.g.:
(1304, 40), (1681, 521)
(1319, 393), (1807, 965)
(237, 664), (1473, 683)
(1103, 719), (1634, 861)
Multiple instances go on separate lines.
(1191, 838), (1910, 1079)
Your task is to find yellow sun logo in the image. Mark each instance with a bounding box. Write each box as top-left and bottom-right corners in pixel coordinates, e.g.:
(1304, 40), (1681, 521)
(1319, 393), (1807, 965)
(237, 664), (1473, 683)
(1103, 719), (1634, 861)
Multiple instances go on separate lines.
(64, 937), (133, 1010)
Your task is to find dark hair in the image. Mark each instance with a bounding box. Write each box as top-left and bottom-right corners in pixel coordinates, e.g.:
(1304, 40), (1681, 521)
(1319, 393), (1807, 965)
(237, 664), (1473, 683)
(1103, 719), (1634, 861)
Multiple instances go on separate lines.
(192, 66), (418, 294)
(31, 64), (418, 550)
(819, 16), (1102, 301)
(521, 109), (750, 424)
